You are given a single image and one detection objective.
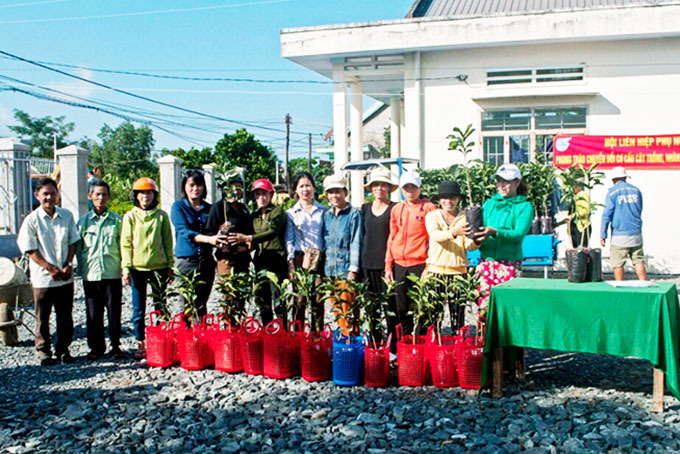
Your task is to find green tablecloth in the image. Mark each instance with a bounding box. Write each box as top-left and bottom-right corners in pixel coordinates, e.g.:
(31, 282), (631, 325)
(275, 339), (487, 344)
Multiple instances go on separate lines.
(481, 278), (680, 400)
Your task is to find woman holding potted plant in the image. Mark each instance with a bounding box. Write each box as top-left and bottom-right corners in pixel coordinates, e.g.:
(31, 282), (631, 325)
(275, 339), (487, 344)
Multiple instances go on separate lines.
(472, 164), (533, 320)
(360, 167), (397, 343)
(384, 170), (436, 338)
(285, 172), (326, 329)
(227, 178), (288, 325)
(424, 180), (478, 332)
(171, 170), (227, 320)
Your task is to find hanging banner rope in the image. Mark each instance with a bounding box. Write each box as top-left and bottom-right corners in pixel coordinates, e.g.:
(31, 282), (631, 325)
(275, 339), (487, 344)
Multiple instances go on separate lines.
(553, 134), (680, 169)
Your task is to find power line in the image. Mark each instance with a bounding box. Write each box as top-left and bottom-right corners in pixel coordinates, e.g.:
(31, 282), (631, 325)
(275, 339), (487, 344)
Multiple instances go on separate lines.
(0, 0), (68, 9)
(0, 49), (315, 136)
(0, 0), (297, 25)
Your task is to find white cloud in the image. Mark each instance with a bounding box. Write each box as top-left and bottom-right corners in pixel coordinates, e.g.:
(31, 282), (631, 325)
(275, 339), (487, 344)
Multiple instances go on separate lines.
(45, 66), (97, 99)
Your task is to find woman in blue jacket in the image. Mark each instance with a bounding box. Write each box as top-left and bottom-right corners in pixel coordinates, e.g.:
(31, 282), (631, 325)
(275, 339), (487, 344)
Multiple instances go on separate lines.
(171, 170), (227, 318)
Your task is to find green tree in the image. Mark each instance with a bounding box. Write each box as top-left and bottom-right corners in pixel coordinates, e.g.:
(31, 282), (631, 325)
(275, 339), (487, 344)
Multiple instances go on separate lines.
(8, 109), (75, 158)
(89, 121), (156, 181)
(289, 157), (334, 192)
(379, 126), (391, 158)
(213, 129), (276, 189)
(162, 146), (215, 170)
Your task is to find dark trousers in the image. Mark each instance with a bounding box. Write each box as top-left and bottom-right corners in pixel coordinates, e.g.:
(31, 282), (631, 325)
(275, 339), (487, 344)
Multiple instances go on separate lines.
(130, 269), (169, 341)
(254, 254), (288, 326)
(175, 255), (216, 320)
(83, 279), (122, 354)
(429, 272), (466, 334)
(33, 283), (74, 356)
(570, 222), (592, 249)
(393, 262), (426, 342)
(362, 268), (390, 345)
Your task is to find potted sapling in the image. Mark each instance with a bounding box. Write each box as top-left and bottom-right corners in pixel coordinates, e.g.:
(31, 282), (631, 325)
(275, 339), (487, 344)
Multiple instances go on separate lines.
(447, 124), (484, 237)
(522, 157), (557, 234)
(558, 164), (604, 282)
(426, 275), (461, 387)
(361, 278), (399, 387)
(146, 272), (176, 367)
(451, 271), (486, 390)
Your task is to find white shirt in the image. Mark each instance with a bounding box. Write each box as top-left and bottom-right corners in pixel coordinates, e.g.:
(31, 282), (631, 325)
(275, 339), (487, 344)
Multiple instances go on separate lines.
(284, 200), (326, 261)
(17, 206), (79, 288)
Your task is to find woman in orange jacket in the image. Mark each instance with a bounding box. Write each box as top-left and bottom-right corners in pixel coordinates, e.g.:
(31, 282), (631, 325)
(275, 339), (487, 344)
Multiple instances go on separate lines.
(384, 170), (435, 340)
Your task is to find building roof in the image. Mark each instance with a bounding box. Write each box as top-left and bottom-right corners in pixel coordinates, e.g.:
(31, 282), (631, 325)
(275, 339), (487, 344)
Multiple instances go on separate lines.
(406, 0), (680, 18)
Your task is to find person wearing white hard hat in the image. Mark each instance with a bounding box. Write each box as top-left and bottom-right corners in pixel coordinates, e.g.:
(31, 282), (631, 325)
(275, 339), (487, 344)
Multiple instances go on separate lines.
(384, 169), (436, 342)
(472, 163), (533, 322)
(600, 167), (646, 281)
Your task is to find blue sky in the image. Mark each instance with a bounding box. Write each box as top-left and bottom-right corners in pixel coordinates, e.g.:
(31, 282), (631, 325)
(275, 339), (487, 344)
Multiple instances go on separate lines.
(0, 0), (414, 160)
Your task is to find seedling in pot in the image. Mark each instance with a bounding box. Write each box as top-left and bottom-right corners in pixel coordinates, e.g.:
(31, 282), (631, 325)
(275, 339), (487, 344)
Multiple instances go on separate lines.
(451, 271), (482, 334)
(149, 271), (174, 324)
(171, 267), (206, 327)
(447, 124), (484, 237)
(317, 277), (363, 345)
(358, 278), (399, 347)
(406, 274), (446, 345)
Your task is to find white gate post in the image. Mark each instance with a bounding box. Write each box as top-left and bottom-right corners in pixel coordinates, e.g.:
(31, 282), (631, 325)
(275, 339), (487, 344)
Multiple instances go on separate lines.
(158, 155), (183, 218)
(202, 164), (216, 204)
(57, 145), (90, 220)
(0, 138), (31, 234)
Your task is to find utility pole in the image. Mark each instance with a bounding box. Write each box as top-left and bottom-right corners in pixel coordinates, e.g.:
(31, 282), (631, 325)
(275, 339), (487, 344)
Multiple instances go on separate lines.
(307, 133), (312, 173)
(275, 159), (280, 185)
(53, 132), (57, 164)
(284, 113), (291, 194)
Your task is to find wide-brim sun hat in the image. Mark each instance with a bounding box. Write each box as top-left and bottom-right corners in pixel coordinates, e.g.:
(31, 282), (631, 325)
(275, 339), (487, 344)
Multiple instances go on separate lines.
(364, 167), (397, 191)
(432, 180), (463, 201)
(399, 170), (422, 188)
(495, 164), (522, 181)
(610, 166), (628, 179)
(323, 174), (348, 192)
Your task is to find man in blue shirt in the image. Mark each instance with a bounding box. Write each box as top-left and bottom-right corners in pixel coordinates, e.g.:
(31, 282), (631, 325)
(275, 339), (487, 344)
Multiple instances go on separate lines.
(600, 167), (647, 281)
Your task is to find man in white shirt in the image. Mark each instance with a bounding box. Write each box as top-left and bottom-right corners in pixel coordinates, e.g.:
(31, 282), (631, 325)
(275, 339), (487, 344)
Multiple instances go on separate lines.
(17, 178), (79, 365)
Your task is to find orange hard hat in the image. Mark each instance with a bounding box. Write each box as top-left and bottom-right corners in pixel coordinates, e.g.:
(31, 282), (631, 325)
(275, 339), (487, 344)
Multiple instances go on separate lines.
(251, 178), (274, 193)
(132, 177), (158, 191)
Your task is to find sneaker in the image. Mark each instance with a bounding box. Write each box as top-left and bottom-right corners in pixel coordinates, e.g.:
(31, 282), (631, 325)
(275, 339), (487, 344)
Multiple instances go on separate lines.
(59, 352), (76, 364)
(39, 352), (57, 366)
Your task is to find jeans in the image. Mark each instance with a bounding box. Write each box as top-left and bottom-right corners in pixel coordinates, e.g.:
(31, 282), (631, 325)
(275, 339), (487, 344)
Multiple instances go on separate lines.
(175, 255), (216, 320)
(130, 268), (169, 341)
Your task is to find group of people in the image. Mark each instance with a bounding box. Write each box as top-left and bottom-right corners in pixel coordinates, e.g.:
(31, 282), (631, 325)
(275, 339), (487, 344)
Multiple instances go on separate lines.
(17, 161), (645, 365)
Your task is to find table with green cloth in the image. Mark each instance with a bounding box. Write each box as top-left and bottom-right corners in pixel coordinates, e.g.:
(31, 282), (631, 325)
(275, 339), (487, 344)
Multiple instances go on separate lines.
(481, 278), (680, 411)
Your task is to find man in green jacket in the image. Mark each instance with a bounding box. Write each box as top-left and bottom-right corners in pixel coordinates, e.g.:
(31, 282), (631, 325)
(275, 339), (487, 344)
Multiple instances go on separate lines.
(77, 180), (124, 360)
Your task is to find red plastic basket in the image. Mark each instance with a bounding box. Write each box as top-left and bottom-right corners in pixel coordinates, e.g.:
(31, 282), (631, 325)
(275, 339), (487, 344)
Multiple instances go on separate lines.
(145, 311), (176, 368)
(176, 314), (214, 371)
(364, 333), (391, 388)
(212, 315), (243, 373)
(263, 319), (301, 379)
(455, 325), (484, 389)
(427, 326), (458, 388)
(300, 323), (332, 382)
(240, 317), (263, 375)
(396, 324), (429, 387)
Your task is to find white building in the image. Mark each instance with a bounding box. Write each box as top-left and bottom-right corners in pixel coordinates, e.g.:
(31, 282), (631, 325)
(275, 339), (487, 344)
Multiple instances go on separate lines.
(281, 0), (680, 273)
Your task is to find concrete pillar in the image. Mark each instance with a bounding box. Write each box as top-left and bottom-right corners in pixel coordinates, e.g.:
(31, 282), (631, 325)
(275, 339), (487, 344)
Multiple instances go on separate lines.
(389, 99), (402, 202)
(404, 52), (424, 167)
(202, 164), (216, 204)
(332, 65), (348, 175)
(349, 80), (364, 208)
(0, 138), (31, 234)
(56, 145), (90, 220)
(158, 155), (182, 218)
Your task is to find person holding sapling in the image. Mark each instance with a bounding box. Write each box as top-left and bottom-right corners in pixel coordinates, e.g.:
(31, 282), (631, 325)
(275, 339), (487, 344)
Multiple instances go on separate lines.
(76, 180), (124, 360)
(227, 178), (287, 325)
(472, 164), (533, 320)
(285, 172), (326, 328)
(121, 177), (174, 360)
(360, 167), (397, 343)
(171, 170), (227, 320)
(424, 180), (479, 332)
(206, 173), (251, 276)
(384, 170), (436, 337)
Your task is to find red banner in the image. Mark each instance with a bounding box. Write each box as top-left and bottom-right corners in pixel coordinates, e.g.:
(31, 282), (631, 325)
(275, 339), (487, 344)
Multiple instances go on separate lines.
(553, 134), (680, 169)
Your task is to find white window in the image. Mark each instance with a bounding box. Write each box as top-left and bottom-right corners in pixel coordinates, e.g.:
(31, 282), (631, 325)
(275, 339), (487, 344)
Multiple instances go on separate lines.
(480, 107), (587, 164)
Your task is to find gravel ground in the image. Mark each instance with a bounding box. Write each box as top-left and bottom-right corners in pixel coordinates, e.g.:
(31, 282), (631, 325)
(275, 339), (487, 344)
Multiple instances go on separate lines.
(1, 275), (680, 454)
